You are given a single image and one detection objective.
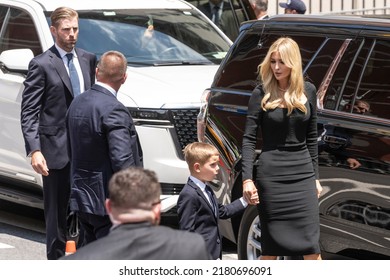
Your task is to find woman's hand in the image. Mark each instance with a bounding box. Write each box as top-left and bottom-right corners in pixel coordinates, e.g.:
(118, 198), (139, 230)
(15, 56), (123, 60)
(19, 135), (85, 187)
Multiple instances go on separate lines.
(243, 180), (259, 205)
(316, 180), (323, 198)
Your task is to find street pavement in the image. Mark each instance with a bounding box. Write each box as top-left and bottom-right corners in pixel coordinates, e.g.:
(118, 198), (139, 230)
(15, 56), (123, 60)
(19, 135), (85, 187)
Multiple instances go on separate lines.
(0, 209), (46, 260)
(0, 206), (238, 260)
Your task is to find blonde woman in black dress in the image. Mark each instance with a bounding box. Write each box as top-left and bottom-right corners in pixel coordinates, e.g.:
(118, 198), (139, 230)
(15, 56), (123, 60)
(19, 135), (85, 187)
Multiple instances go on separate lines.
(241, 37), (323, 260)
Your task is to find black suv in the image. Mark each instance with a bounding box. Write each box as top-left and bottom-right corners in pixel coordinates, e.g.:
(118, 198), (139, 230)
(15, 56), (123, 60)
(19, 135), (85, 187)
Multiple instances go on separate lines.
(198, 15), (390, 259)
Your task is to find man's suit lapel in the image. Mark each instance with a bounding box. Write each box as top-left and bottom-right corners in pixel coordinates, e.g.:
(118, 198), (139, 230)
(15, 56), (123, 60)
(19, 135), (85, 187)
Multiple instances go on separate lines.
(49, 46), (73, 96)
(76, 48), (93, 90)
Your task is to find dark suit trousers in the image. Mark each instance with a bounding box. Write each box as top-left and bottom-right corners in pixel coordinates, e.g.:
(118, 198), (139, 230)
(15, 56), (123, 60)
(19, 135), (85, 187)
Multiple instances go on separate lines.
(77, 212), (112, 245)
(42, 164), (70, 260)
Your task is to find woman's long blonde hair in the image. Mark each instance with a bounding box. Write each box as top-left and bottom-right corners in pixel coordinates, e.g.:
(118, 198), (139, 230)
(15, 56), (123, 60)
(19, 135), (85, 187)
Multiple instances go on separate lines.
(259, 37), (307, 115)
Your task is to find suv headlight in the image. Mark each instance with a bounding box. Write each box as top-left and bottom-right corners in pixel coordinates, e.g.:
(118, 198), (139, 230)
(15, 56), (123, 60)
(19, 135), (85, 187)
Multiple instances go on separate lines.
(127, 108), (171, 126)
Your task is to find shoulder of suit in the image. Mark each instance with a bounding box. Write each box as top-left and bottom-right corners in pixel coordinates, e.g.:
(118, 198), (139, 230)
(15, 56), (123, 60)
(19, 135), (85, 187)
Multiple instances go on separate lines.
(159, 225), (202, 240)
(34, 46), (58, 60)
(75, 47), (96, 58)
(179, 183), (195, 195)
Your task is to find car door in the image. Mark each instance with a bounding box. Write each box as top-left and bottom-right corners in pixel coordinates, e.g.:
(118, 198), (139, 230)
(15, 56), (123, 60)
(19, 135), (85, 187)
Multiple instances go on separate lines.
(0, 5), (43, 193)
(316, 36), (390, 259)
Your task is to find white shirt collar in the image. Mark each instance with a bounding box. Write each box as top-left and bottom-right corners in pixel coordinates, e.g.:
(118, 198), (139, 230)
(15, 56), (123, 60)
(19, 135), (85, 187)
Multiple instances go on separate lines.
(258, 14), (268, 20)
(55, 43), (77, 59)
(189, 175), (206, 191)
(95, 81), (117, 97)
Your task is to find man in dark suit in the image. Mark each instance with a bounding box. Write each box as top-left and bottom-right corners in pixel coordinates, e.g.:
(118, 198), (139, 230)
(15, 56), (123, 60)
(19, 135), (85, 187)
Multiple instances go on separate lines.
(249, 0), (269, 19)
(197, 0), (240, 41)
(177, 142), (252, 259)
(197, 0), (228, 26)
(62, 167), (210, 260)
(20, 7), (96, 260)
(66, 50), (143, 246)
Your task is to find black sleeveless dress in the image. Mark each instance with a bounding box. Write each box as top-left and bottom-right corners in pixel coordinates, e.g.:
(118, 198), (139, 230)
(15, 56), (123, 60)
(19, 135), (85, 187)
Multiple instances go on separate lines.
(241, 82), (320, 256)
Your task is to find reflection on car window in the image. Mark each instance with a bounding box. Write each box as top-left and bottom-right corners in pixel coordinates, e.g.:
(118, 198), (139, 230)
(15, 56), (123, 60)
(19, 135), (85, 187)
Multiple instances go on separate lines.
(354, 40), (390, 119)
(46, 9), (230, 65)
(0, 7), (42, 56)
(299, 37), (340, 89)
(322, 39), (363, 111)
(216, 33), (325, 90)
(331, 39), (390, 120)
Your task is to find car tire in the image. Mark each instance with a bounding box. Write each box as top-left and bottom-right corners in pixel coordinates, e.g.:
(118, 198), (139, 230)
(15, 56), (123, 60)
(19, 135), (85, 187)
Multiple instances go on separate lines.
(237, 205), (261, 260)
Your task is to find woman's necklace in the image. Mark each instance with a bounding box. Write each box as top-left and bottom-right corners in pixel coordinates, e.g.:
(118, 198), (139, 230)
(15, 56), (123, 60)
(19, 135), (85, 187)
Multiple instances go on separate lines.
(278, 86), (288, 92)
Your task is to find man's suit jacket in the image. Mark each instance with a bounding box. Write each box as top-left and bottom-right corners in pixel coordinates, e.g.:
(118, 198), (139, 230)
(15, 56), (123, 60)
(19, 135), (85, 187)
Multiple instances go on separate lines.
(21, 45), (96, 169)
(198, 1), (231, 21)
(66, 84), (143, 216)
(61, 222), (211, 260)
(177, 178), (246, 259)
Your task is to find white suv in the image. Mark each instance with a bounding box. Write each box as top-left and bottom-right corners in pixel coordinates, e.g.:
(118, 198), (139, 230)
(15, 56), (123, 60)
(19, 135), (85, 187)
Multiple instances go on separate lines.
(0, 0), (232, 213)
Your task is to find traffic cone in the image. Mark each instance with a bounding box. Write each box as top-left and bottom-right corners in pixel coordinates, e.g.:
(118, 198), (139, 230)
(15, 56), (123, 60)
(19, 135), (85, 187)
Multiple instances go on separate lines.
(65, 240), (76, 256)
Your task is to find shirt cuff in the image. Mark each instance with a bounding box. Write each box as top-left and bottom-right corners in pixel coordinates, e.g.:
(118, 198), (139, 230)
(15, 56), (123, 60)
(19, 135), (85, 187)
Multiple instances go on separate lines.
(239, 197), (248, 208)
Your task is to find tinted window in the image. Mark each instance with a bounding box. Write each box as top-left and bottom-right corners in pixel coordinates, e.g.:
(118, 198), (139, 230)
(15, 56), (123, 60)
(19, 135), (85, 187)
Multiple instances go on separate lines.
(0, 6), (7, 32)
(322, 39), (364, 110)
(325, 38), (390, 120)
(0, 8), (41, 56)
(305, 38), (346, 91)
(353, 40), (390, 119)
(216, 33), (325, 90)
(187, 0), (255, 41)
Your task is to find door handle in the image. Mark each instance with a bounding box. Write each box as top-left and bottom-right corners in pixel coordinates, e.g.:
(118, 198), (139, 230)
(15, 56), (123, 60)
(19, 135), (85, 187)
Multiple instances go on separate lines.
(323, 135), (348, 149)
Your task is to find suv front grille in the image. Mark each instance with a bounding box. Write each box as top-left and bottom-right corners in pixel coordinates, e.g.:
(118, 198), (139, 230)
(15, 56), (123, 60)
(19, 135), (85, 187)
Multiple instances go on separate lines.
(170, 109), (199, 157)
(161, 183), (184, 196)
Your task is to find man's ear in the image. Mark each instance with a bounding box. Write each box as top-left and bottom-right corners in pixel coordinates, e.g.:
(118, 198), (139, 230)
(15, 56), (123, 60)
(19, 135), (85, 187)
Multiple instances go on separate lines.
(122, 73), (128, 84)
(152, 203), (161, 225)
(50, 25), (56, 37)
(105, 198), (112, 214)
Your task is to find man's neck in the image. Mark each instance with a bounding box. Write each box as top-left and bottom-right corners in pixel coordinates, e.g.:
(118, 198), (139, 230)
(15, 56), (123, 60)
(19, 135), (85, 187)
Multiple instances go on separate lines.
(257, 11), (268, 19)
(114, 209), (156, 225)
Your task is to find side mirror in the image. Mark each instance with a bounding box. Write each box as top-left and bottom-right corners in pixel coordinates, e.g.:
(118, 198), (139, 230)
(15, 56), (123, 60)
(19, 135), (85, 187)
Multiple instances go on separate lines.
(0, 49), (34, 74)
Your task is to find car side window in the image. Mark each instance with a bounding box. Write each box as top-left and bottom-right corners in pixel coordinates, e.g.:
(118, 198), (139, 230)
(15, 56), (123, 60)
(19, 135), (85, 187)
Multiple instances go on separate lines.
(304, 38), (346, 92)
(332, 39), (390, 120)
(322, 39), (363, 111)
(0, 6), (7, 32)
(218, 33), (325, 90)
(0, 7), (42, 56)
(353, 40), (390, 120)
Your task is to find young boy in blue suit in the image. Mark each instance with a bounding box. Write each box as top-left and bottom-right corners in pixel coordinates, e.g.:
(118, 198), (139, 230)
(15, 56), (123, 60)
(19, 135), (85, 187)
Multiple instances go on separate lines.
(177, 142), (256, 259)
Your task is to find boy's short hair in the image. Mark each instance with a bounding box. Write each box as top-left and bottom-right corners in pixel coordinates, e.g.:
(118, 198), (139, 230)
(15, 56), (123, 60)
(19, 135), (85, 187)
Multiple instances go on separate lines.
(183, 142), (219, 170)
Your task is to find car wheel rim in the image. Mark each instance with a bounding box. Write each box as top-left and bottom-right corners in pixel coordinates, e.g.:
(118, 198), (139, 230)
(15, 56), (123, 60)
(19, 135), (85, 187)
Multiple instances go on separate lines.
(247, 215), (262, 259)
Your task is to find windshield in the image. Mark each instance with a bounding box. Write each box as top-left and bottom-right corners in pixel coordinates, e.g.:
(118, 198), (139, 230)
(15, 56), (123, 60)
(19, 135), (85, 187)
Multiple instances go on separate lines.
(46, 9), (230, 65)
